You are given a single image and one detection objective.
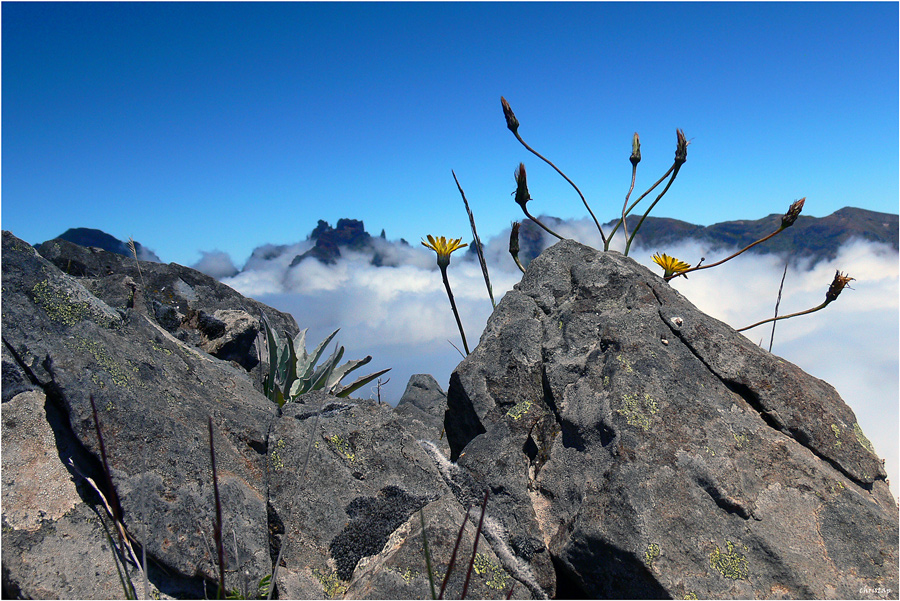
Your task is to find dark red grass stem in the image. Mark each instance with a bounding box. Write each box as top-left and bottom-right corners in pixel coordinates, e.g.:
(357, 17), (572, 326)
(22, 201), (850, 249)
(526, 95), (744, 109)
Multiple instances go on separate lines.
(460, 490), (490, 599)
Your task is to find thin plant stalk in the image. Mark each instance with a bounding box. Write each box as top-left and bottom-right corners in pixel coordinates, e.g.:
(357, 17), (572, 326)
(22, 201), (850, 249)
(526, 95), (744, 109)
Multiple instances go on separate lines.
(737, 299), (831, 332)
(453, 170), (495, 309)
(605, 164), (676, 249)
(737, 270), (853, 332)
(625, 164), (682, 256)
(441, 265), (470, 355)
(769, 261), (789, 352)
(624, 129), (688, 256)
(460, 490), (490, 600)
(513, 163), (564, 241)
(522, 205), (564, 241)
(438, 508), (470, 599)
(667, 228), (779, 280)
(669, 198), (805, 281)
(618, 132), (642, 248)
(420, 509), (437, 600)
(502, 96), (606, 245)
(208, 417), (226, 599)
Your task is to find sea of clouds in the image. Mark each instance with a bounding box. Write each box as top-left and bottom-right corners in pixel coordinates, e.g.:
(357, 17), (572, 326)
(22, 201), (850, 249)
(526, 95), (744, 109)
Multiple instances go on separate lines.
(198, 218), (898, 494)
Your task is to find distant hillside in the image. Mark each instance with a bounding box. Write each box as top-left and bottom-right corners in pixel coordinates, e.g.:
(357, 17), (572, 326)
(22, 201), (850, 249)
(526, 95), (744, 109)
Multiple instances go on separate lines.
(626, 207), (897, 260)
(43, 207), (897, 272)
(40, 227), (161, 262)
(515, 207), (897, 265)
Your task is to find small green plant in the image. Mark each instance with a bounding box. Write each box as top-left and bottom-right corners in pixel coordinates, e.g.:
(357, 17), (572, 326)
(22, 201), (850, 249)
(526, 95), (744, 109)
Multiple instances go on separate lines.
(260, 311), (390, 407)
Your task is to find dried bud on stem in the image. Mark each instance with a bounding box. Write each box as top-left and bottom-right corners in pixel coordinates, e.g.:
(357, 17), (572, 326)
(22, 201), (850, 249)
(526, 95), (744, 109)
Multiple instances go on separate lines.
(781, 197), (806, 229)
(514, 163), (531, 209)
(825, 270), (855, 302)
(675, 128), (688, 166)
(630, 132), (641, 167)
(509, 221), (526, 273)
(501, 96), (519, 134)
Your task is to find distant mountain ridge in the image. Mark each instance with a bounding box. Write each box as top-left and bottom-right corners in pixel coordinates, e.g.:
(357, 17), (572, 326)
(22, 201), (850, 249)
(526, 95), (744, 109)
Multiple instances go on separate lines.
(621, 206), (897, 261)
(513, 206), (897, 265)
(41, 207), (897, 273)
(39, 227), (161, 262)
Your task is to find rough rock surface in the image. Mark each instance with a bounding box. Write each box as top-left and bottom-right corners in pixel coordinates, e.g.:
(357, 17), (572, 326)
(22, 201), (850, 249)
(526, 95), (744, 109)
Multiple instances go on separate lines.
(3, 230), (896, 599)
(1, 231), (529, 599)
(445, 238), (898, 599)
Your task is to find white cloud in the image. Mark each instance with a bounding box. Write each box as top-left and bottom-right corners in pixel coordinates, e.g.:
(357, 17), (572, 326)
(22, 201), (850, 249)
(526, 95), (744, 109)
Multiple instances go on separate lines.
(191, 250), (238, 279)
(221, 228), (898, 497)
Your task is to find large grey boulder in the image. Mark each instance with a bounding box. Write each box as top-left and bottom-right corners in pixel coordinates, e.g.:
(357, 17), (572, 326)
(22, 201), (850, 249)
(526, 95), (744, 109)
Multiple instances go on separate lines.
(1, 231), (533, 599)
(445, 238), (898, 599)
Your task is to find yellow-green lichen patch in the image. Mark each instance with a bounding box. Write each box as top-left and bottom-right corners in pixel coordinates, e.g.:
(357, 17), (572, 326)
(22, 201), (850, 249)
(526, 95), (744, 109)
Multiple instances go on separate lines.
(853, 422), (875, 454)
(30, 278), (119, 329)
(328, 434), (356, 462)
(616, 354), (635, 373)
(473, 553), (509, 591)
(506, 400), (533, 421)
(270, 439), (286, 471)
(644, 543), (660, 569)
(150, 339), (173, 356)
(312, 569), (349, 598)
(388, 566), (420, 584)
(64, 337), (138, 390)
(616, 393), (658, 431)
(709, 540), (749, 580)
(732, 433), (748, 448)
(683, 592), (699, 600)
(830, 424), (843, 448)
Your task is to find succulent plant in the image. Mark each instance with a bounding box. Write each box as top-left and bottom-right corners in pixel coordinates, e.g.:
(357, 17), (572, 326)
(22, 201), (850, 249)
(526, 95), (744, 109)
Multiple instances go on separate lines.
(260, 311), (390, 406)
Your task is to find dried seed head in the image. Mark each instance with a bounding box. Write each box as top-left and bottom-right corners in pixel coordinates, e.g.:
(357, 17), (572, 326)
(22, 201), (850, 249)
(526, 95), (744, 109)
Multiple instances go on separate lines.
(509, 221), (521, 255)
(675, 129), (688, 165)
(514, 163), (531, 209)
(631, 132), (641, 166)
(501, 96), (519, 134)
(781, 197), (806, 229)
(825, 270), (854, 302)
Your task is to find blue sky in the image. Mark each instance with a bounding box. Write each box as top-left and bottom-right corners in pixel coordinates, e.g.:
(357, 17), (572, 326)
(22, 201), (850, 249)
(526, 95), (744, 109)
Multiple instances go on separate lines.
(3, 2), (898, 267)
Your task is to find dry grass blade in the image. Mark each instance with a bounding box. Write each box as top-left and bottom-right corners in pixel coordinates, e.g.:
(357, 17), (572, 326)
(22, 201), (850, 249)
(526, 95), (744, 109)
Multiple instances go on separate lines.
(460, 490), (489, 600)
(769, 260), (789, 352)
(453, 170), (495, 309)
(208, 417), (226, 599)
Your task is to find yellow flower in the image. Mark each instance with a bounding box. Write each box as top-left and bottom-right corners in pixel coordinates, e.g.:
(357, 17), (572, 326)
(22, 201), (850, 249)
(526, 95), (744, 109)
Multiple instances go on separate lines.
(652, 253), (691, 278)
(422, 235), (468, 268)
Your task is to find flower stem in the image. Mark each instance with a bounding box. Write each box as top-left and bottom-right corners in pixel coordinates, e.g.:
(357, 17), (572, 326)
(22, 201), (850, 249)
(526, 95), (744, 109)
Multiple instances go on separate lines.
(440, 266), (470, 355)
(736, 300), (831, 332)
(512, 130), (607, 245)
(666, 227), (783, 281)
(625, 163), (682, 256)
(605, 164), (676, 249)
(522, 206), (565, 241)
(618, 163), (639, 249)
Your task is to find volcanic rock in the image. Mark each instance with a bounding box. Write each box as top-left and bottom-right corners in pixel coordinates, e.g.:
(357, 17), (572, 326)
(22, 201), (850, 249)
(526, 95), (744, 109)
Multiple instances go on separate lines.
(444, 238), (897, 599)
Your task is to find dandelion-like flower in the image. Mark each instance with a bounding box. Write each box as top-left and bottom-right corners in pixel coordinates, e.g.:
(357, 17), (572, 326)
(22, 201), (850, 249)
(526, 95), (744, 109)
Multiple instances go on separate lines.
(422, 234), (470, 354)
(422, 235), (468, 269)
(652, 253), (691, 278)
